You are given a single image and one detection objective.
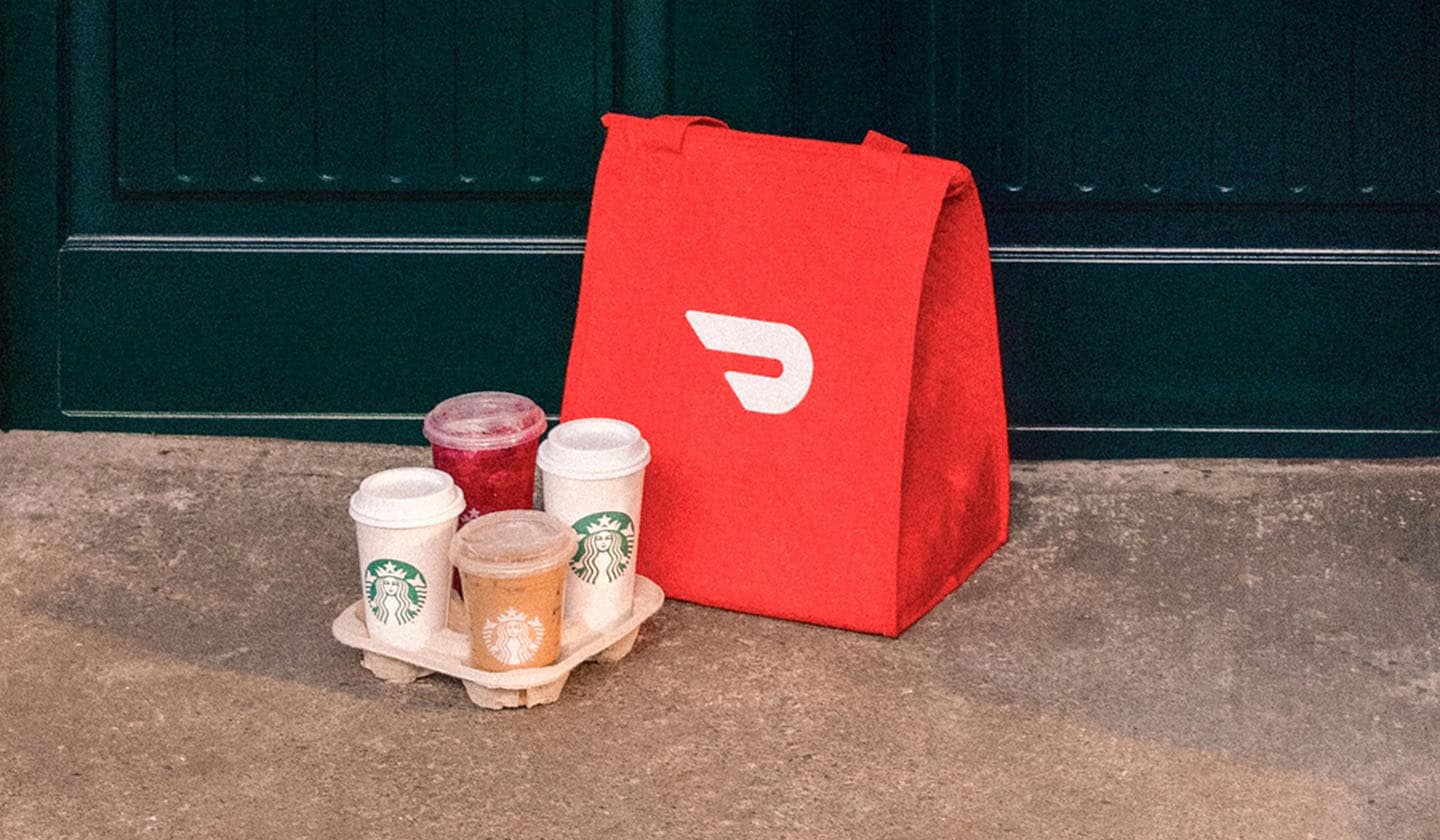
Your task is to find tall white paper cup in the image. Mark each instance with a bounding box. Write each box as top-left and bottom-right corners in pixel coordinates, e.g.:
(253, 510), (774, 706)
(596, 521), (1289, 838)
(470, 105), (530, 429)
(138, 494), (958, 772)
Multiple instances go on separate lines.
(348, 467), (465, 650)
(537, 418), (651, 633)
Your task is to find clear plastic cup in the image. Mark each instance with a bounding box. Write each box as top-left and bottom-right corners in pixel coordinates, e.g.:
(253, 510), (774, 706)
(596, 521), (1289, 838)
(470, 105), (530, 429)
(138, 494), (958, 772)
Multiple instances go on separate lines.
(537, 418), (651, 633)
(449, 509), (576, 671)
(423, 392), (548, 524)
(348, 467), (465, 650)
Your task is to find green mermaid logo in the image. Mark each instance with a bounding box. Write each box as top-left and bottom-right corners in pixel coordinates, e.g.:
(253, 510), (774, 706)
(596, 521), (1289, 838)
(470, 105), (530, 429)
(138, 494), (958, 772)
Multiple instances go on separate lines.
(364, 559), (428, 626)
(570, 512), (636, 585)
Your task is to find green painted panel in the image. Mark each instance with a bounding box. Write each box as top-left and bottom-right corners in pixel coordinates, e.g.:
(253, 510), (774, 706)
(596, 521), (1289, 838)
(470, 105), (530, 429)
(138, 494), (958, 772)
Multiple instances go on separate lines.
(114, 0), (614, 193)
(669, 1), (932, 146)
(59, 242), (582, 416)
(994, 254), (1440, 430)
(670, 2), (796, 134)
(1, 0), (61, 431)
(948, 0), (1440, 206)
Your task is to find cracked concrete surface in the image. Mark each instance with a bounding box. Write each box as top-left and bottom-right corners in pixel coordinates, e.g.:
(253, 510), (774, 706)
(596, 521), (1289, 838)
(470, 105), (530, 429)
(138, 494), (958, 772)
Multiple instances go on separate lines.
(1, 430), (1436, 838)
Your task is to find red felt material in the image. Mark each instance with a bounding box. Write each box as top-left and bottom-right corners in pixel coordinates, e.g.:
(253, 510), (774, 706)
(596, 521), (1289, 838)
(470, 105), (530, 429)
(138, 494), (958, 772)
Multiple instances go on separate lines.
(561, 114), (1009, 636)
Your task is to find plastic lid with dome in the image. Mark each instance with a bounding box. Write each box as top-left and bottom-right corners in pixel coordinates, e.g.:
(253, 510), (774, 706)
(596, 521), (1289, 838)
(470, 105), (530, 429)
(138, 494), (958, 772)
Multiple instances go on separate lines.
(449, 509), (578, 579)
(422, 391), (548, 452)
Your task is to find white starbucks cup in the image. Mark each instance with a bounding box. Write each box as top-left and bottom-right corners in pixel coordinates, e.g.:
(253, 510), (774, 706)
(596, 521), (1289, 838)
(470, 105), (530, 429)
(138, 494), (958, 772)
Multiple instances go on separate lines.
(348, 467), (465, 650)
(537, 418), (651, 633)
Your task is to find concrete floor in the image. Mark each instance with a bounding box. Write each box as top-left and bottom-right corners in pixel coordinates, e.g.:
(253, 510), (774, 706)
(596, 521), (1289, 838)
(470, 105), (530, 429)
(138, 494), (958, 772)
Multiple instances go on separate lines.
(1, 430), (1437, 839)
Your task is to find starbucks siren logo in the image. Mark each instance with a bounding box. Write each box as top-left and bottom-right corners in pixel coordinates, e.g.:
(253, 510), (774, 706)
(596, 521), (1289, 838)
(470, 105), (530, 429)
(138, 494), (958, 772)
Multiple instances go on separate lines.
(364, 559), (428, 626)
(482, 608), (545, 665)
(570, 511), (636, 585)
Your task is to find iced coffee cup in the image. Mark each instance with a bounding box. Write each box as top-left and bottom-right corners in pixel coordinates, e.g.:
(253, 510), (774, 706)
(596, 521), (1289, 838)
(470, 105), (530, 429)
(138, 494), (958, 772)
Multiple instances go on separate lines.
(537, 418), (651, 633)
(423, 392), (548, 524)
(349, 467), (465, 651)
(450, 510), (575, 671)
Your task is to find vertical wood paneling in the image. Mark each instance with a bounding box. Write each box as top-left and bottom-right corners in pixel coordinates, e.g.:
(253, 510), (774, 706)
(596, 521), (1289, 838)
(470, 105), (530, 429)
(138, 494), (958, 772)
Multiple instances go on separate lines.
(171, 0), (246, 183)
(1023, 0), (1068, 199)
(948, 0), (1438, 206)
(111, 1), (1440, 202)
(1208, 0), (1284, 199)
(116, 0), (612, 192)
(1351, 0), (1424, 201)
(382, 1), (453, 183)
(952, 0), (991, 181)
(993, 0), (1029, 193)
(790, 2), (902, 147)
(671, 2), (796, 136)
(454, 0), (524, 185)
(953, 0), (1030, 194)
(246, 0), (314, 184)
(1280, 0), (1349, 197)
(1101, 2), (1146, 196)
(619, 0), (670, 115)
(523, 0), (609, 187)
(1429, 0), (1440, 196)
(1066, 0), (1118, 194)
(1138, 2), (1206, 196)
(312, 0), (384, 183)
(671, 2), (916, 150)
(114, 0), (174, 189)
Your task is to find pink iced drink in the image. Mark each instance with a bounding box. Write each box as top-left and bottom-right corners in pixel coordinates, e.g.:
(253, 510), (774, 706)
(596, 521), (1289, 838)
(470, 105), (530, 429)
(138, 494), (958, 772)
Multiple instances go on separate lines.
(430, 435), (542, 516)
(424, 391), (547, 520)
(423, 392), (548, 586)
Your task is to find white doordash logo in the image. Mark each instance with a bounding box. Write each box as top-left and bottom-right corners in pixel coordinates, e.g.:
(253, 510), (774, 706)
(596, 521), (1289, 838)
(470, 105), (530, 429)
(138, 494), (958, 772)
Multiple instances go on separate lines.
(685, 310), (813, 415)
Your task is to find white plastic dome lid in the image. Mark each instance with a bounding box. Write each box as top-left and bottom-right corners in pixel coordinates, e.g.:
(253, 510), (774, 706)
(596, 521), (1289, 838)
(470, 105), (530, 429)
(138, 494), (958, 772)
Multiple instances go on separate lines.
(349, 467), (465, 529)
(422, 391), (548, 451)
(536, 418), (651, 481)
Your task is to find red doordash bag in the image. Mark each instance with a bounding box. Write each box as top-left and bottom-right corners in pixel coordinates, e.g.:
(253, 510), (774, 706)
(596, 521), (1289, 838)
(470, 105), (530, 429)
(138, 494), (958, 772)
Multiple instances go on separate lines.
(561, 113), (1009, 636)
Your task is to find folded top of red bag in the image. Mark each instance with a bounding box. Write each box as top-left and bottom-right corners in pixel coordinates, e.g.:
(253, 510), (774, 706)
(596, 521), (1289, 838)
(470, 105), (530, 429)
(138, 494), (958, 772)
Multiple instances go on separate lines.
(600, 112), (976, 200)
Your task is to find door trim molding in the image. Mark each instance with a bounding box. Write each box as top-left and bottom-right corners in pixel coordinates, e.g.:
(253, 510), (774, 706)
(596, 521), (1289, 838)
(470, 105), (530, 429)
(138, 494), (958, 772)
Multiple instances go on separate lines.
(1010, 425), (1440, 435)
(61, 410), (428, 421)
(61, 235), (588, 255)
(59, 409), (1439, 436)
(61, 409), (566, 422)
(63, 237), (1440, 265)
(989, 246), (1440, 266)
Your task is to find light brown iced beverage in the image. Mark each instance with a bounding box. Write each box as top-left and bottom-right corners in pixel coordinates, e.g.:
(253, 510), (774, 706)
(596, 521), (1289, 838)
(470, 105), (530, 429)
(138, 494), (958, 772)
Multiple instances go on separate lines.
(450, 510), (576, 671)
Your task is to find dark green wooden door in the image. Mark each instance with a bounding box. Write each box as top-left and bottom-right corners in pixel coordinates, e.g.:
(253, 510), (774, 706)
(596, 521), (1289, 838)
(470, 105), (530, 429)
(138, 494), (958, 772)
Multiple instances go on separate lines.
(33, 0), (616, 441)
(3, 1), (1437, 455)
(947, 0), (1440, 456)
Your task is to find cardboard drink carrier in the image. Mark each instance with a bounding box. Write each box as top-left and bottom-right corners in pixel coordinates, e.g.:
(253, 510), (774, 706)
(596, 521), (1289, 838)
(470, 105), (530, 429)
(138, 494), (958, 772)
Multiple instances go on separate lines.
(332, 581), (664, 709)
(561, 114), (1010, 637)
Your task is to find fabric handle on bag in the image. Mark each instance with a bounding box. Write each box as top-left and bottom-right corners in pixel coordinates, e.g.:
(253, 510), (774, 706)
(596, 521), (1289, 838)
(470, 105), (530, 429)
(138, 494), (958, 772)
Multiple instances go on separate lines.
(635, 114), (730, 153)
(859, 130), (909, 176)
(862, 130), (910, 154)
